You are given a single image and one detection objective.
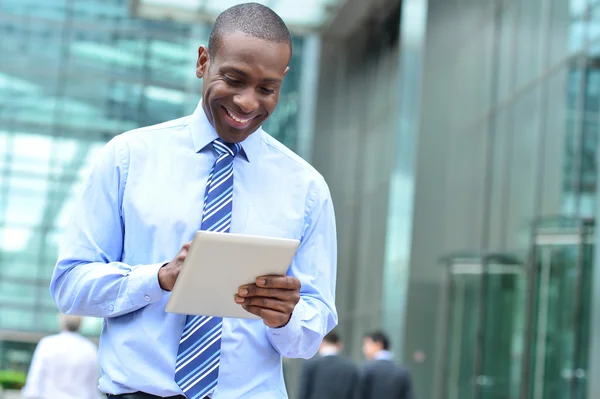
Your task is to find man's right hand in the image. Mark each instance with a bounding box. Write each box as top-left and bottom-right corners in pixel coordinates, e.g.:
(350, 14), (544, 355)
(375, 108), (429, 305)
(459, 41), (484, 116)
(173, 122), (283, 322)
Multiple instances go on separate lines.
(158, 242), (191, 291)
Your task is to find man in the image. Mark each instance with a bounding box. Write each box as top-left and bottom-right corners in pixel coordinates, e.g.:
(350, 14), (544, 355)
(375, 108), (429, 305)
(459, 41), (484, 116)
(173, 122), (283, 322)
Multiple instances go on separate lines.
(50, 3), (337, 399)
(297, 331), (358, 399)
(357, 331), (413, 399)
(21, 315), (99, 399)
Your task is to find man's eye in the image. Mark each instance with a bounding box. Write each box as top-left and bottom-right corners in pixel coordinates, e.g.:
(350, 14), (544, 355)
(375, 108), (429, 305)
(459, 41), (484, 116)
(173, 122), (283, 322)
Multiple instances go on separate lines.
(224, 76), (242, 85)
(260, 87), (275, 94)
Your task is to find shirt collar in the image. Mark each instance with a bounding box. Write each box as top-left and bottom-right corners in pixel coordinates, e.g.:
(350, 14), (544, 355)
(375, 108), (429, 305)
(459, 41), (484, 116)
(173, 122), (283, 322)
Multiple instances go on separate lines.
(319, 346), (340, 357)
(189, 99), (262, 162)
(374, 350), (394, 361)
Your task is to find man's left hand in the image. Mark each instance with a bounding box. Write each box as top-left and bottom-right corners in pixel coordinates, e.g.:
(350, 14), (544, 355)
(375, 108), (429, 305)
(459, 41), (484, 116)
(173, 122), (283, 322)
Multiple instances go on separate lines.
(234, 276), (301, 328)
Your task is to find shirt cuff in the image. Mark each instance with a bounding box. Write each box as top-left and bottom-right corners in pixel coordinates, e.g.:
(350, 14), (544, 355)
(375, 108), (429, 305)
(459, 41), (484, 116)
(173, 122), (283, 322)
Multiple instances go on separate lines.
(266, 301), (305, 347)
(127, 263), (168, 306)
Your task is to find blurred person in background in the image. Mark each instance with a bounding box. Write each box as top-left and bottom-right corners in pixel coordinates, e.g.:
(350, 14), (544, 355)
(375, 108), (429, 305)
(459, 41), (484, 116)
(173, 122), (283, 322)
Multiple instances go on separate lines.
(297, 330), (358, 399)
(49, 2), (337, 399)
(21, 314), (99, 399)
(357, 331), (413, 399)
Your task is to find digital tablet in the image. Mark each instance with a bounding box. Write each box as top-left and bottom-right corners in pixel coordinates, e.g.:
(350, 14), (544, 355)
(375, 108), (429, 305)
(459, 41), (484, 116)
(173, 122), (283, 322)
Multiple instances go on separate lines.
(165, 230), (300, 319)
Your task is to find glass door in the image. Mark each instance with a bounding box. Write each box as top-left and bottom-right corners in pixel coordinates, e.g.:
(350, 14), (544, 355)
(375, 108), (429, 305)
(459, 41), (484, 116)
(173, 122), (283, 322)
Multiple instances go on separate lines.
(441, 253), (525, 399)
(522, 217), (594, 399)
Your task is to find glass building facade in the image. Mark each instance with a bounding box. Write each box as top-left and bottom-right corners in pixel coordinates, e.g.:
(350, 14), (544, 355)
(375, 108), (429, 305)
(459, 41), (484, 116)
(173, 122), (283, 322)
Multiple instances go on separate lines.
(303, 0), (600, 398)
(396, 0), (600, 398)
(0, 0), (305, 374)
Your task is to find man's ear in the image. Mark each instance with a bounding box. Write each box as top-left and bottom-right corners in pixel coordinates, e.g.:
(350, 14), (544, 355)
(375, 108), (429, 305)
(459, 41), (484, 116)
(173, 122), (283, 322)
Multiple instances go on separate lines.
(196, 46), (210, 79)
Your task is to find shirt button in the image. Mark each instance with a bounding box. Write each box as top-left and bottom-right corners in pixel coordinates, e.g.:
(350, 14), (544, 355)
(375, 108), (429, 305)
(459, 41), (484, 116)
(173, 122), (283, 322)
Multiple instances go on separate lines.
(109, 305), (114, 311)
(144, 295), (151, 302)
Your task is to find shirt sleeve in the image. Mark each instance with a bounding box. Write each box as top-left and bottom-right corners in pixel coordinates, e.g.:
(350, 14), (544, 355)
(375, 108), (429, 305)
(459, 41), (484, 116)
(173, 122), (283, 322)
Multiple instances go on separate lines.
(266, 176), (338, 358)
(21, 339), (47, 399)
(50, 137), (167, 318)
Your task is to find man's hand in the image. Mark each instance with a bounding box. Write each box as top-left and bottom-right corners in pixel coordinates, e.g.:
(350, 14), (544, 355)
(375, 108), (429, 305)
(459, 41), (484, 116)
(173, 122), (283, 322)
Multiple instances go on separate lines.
(234, 276), (301, 328)
(158, 242), (191, 291)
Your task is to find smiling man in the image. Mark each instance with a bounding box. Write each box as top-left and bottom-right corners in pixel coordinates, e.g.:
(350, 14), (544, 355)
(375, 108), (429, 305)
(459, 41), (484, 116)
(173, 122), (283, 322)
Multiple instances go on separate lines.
(50, 3), (338, 399)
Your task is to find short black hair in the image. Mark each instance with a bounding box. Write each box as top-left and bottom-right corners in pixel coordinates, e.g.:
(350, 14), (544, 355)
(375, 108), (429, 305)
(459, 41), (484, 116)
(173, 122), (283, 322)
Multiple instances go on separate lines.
(208, 3), (292, 59)
(323, 330), (341, 345)
(365, 331), (390, 350)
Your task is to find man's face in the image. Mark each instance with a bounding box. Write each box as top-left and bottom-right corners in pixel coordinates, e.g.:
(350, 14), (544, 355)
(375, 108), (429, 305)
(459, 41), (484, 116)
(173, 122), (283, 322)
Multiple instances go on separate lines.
(362, 337), (381, 360)
(196, 31), (291, 143)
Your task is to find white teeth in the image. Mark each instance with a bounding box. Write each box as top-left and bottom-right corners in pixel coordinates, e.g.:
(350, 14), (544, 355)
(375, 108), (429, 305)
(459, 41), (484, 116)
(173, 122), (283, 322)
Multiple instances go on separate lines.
(226, 109), (250, 124)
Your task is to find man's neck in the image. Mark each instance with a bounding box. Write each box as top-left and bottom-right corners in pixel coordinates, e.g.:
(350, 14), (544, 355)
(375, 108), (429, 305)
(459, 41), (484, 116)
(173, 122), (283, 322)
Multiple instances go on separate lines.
(319, 346), (339, 357)
(373, 350), (393, 361)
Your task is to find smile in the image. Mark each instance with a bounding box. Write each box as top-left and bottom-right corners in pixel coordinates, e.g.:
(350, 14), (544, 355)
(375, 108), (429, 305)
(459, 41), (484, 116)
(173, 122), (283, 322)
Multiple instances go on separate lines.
(225, 108), (252, 124)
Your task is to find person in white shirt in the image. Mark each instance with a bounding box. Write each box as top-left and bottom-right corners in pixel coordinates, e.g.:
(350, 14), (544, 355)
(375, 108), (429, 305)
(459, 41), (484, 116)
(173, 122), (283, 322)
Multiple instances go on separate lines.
(21, 314), (99, 399)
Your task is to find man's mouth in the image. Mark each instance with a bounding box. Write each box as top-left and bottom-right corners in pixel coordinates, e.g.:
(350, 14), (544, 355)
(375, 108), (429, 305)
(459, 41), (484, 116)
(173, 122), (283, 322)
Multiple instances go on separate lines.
(225, 108), (251, 123)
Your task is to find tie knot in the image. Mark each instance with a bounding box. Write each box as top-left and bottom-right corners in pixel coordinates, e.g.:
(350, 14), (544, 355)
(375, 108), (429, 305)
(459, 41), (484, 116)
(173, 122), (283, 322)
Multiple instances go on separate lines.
(212, 138), (241, 158)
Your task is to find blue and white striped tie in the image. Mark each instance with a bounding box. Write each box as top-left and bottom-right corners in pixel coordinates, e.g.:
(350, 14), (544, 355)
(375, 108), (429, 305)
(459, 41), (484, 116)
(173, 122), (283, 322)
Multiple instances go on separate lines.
(175, 138), (240, 399)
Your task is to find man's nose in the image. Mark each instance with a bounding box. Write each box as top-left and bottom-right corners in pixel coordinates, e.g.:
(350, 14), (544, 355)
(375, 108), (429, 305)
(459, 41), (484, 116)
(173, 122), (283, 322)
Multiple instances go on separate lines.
(233, 89), (259, 114)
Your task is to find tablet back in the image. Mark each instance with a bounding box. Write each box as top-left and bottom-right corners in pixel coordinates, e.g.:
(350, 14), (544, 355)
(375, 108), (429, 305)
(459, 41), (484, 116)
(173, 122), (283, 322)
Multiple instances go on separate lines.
(166, 230), (300, 319)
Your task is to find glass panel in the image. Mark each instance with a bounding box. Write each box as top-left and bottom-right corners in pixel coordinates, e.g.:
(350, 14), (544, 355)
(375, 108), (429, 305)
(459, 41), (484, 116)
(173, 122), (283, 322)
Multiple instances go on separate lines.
(443, 260), (525, 399)
(515, 0), (544, 88)
(540, 67), (570, 216)
(138, 0), (345, 28)
(528, 220), (593, 399)
(446, 272), (480, 399)
(0, 308), (35, 331)
(489, 108), (509, 249)
(496, 4), (516, 104)
(0, 341), (36, 373)
(505, 88), (541, 249)
(480, 267), (525, 399)
(578, 63), (600, 217)
(549, 0), (581, 66)
(573, 239), (593, 399)
(530, 244), (577, 399)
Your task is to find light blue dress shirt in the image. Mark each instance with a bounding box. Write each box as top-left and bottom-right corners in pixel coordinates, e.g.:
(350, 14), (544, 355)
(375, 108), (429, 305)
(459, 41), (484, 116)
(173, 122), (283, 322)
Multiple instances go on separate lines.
(50, 101), (338, 398)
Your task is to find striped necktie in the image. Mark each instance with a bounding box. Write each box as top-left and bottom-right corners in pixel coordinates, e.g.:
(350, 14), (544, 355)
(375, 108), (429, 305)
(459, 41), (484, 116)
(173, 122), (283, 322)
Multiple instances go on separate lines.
(175, 138), (240, 398)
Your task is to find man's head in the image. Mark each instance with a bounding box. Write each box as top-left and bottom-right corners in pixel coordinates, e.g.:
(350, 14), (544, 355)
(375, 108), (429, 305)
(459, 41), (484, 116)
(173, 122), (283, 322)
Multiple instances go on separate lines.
(362, 331), (390, 360)
(59, 314), (83, 333)
(197, 3), (292, 143)
(319, 330), (343, 354)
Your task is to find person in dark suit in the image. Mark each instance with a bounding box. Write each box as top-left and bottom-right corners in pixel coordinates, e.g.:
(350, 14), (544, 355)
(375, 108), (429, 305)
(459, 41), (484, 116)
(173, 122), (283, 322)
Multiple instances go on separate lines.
(297, 331), (359, 399)
(357, 331), (413, 399)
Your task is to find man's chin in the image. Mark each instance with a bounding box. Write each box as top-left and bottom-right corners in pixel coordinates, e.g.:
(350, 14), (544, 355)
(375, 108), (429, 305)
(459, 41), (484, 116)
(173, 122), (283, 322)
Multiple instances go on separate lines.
(215, 126), (249, 143)
(216, 121), (260, 142)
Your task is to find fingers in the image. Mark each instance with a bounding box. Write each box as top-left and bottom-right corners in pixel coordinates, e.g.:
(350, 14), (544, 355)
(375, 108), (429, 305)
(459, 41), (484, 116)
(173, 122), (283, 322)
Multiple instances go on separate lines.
(242, 305), (291, 328)
(236, 296), (294, 313)
(181, 241), (192, 255)
(235, 295), (297, 313)
(237, 286), (299, 301)
(160, 242), (192, 291)
(255, 276), (301, 290)
(175, 242), (192, 262)
(235, 276), (300, 328)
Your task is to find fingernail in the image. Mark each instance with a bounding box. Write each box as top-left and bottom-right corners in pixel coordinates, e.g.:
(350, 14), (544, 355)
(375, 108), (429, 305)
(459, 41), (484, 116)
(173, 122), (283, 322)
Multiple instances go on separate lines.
(239, 288), (248, 296)
(234, 296), (245, 304)
(257, 278), (266, 286)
